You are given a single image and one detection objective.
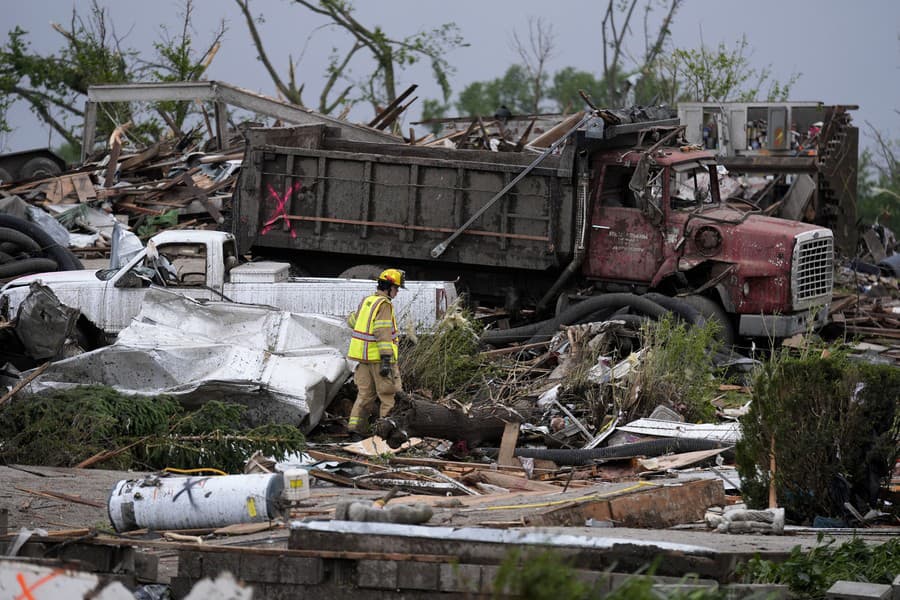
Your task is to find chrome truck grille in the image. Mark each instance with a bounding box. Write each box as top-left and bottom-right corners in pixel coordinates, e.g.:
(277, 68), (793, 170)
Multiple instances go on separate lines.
(792, 230), (834, 310)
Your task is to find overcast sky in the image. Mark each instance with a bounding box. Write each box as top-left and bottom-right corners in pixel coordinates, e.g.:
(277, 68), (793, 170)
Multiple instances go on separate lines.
(3, 0), (899, 153)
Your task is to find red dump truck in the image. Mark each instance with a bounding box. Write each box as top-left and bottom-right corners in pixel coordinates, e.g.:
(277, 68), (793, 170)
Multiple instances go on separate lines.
(232, 114), (834, 341)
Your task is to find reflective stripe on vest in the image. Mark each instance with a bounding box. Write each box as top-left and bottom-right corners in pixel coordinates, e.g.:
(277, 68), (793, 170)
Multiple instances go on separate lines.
(347, 294), (398, 362)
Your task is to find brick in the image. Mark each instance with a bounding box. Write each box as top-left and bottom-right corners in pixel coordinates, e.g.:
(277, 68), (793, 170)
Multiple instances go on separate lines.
(723, 583), (790, 599)
(279, 556), (325, 585)
(396, 562), (439, 591)
(439, 563), (481, 593)
(826, 580), (892, 599)
(357, 560), (397, 589)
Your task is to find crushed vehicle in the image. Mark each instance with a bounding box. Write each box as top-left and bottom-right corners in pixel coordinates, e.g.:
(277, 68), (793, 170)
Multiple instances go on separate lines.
(232, 109), (835, 342)
(0, 229), (457, 346)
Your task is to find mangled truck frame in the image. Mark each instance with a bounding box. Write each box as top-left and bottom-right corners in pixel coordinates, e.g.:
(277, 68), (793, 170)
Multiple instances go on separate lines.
(233, 112), (834, 341)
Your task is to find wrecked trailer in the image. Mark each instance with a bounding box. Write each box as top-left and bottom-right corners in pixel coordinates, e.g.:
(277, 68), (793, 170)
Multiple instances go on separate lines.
(232, 109), (835, 343)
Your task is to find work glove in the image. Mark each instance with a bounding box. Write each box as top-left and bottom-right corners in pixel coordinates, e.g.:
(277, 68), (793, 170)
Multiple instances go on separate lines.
(379, 356), (392, 378)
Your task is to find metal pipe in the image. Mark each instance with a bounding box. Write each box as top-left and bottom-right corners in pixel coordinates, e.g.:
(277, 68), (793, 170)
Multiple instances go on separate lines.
(431, 112), (594, 258)
(537, 154), (596, 312)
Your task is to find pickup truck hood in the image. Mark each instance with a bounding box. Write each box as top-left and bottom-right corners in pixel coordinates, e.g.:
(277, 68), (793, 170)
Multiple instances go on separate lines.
(2, 269), (103, 291)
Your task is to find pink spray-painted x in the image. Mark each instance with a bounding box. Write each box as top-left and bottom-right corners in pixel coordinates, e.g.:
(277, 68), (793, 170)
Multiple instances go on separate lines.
(261, 180), (303, 237)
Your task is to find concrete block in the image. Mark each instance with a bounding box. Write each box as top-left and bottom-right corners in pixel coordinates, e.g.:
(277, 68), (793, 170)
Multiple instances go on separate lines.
(572, 568), (609, 595)
(357, 560), (397, 589)
(169, 575), (193, 598)
(279, 556), (325, 585)
(178, 551), (203, 577)
(134, 551), (159, 582)
(396, 562), (439, 590)
(723, 583), (790, 599)
(654, 582), (720, 597)
(892, 574), (900, 600)
(826, 580), (891, 599)
(239, 553), (280, 583)
(480, 565), (502, 594)
(202, 552), (241, 579)
(439, 563), (481, 593)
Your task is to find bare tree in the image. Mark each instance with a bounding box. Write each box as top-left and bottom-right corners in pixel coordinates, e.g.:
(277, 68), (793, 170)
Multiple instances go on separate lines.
(601, 0), (681, 106)
(510, 17), (556, 114)
(238, 0), (464, 115)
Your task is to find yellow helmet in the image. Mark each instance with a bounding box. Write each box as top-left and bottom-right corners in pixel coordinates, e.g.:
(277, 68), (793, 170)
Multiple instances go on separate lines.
(378, 268), (406, 288)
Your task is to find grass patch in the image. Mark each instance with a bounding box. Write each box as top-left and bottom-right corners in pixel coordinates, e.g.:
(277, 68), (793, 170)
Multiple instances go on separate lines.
(0, 385), (305, 473)
(617, 314), (723, 422)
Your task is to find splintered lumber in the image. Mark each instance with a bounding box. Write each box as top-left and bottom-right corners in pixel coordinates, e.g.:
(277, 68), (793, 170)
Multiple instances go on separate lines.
(462, 470), (560, 493)
(497, 421), (520, 467)
(14, 487), (104, 509)
(526, 478), (725, 528)
(0, 362), (49, 406)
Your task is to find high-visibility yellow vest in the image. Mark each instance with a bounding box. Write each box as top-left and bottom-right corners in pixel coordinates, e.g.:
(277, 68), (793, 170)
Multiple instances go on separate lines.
(347, 294), (398, 362)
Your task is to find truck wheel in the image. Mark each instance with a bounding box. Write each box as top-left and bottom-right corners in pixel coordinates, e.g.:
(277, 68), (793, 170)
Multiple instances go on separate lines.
(339, 264), (386, 281)
(0, 167), (13, 183)
(681, 295), (735, 347)
(20, 157), (62, 180)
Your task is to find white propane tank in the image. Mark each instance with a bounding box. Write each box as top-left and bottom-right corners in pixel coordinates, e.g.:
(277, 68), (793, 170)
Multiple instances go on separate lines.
(107, 473), (284, 532)
(282, 468), (311, 501)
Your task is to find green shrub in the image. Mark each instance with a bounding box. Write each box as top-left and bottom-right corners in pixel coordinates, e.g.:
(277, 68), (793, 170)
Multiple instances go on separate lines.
(618, 314), (722, 422)
(735, 353), (900, 523)
(739, 536), (900, 599)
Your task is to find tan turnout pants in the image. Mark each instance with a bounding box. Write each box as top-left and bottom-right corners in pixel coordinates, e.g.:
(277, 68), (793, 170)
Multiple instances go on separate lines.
(348, 362), (402, 434)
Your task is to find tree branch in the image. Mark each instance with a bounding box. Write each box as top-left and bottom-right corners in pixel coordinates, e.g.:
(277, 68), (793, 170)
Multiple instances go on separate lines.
(235, 0), (303, 105)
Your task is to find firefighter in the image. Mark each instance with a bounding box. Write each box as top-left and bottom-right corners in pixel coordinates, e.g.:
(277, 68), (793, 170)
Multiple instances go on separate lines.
(346, 268), (405, 440)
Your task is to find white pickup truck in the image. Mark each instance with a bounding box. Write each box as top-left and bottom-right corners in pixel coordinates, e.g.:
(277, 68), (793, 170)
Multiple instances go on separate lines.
(0, 230), (457, 339)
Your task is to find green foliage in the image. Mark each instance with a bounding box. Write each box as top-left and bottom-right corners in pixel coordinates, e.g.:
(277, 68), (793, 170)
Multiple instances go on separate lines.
(420, 98), (449, 134)
(399, 301), (489, 399)
(665, 35), (800, 103)
(492, 549), (596, 600)
(739, 537), (900, 599)
(735, 353), (900, 523)
(0, 1), (224, 150)
(548, 67), (606, 112)
(456, 65), (537, 117)
(620, 314), (722, 422)
(490, 549), (725, 599)
(857, 131), (900, 227)
(0, 386), (305, 473)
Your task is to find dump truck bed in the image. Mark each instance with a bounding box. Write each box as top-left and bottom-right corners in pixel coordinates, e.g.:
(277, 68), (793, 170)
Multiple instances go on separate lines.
(234, 125), (577, 273)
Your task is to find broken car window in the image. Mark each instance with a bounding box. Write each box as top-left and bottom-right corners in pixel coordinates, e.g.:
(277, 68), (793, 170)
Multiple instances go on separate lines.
(670, 163), (714, 211)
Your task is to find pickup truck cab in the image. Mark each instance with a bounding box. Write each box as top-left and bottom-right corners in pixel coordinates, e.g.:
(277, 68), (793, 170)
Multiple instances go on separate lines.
(0, 230), (456, 338)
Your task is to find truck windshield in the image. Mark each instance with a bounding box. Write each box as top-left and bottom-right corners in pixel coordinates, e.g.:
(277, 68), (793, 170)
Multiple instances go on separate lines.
(669, 162), (717, 211)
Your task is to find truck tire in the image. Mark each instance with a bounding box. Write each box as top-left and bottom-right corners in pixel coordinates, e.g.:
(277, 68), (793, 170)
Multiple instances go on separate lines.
(0, 167), (13, 183)
(339, 264), (386, 281)
(20, 156), (62, 180)
(681, 294), (735, 347)
(0, 215), (83, 271)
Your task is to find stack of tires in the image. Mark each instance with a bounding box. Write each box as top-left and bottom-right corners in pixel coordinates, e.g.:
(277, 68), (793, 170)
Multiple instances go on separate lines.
(0, 214), (83, 281)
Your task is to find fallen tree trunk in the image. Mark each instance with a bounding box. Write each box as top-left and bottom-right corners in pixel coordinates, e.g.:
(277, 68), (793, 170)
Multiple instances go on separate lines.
(375, 393), (530, 449)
